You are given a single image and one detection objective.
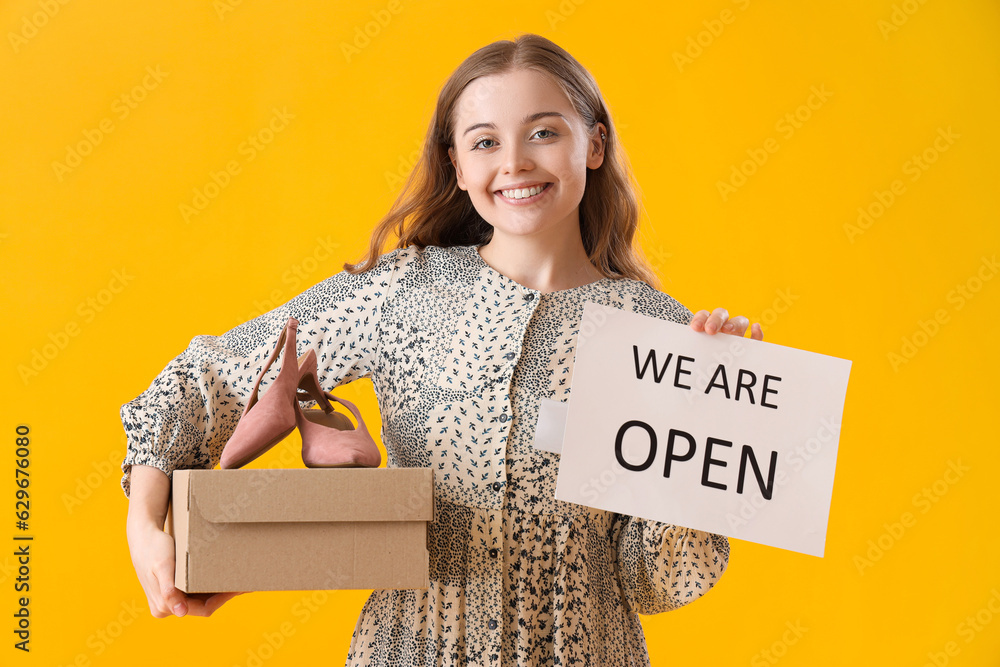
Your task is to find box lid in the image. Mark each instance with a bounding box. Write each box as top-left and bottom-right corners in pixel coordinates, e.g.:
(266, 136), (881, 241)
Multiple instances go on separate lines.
(182, 468), (434, 524)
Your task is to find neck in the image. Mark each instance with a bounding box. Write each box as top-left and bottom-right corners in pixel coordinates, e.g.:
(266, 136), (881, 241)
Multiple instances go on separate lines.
(477, 227), (603, 293)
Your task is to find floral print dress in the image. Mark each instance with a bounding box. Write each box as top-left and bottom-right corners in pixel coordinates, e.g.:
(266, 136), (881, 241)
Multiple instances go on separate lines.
(120, 244), (729, 666)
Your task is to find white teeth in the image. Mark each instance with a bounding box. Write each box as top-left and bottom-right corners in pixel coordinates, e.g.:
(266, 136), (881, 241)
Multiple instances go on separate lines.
(501, 184), (546, 199)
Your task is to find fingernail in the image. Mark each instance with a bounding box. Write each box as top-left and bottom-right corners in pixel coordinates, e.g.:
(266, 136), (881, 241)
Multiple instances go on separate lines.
(173, 603), (187, 617)
(722, 322), (734, 332)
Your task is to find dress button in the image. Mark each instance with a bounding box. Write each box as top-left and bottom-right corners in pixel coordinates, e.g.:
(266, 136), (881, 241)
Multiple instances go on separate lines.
(488, 619), (498, 630)
(489, 548), (498, 559)
(523, 292), (535, 301)
(504, 352), (516, 360)
(499, 413), (508, 423)
(492, 482), (503, 492)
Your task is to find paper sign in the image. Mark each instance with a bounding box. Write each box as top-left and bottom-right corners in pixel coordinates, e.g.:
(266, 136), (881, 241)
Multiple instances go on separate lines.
(554, 303), (852, 557)
(533, 398), (569, 454)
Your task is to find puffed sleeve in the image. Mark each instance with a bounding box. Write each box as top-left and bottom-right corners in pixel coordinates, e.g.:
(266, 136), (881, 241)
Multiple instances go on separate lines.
(119, 248), (404, 497)
(613, 517), (730, 614)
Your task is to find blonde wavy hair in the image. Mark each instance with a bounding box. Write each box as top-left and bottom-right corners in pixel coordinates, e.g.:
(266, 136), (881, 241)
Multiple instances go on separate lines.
(345, 33), (658, 287)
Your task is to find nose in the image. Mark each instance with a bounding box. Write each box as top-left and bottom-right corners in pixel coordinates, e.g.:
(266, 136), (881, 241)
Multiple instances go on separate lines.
(501, 138), (534, 174)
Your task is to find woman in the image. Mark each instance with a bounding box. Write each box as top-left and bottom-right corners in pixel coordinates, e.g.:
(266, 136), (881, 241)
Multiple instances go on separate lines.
(123, 33), (762, 666)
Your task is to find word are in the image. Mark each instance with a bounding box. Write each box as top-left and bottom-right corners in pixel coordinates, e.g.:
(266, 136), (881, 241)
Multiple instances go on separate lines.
(633, 346), (781, 409)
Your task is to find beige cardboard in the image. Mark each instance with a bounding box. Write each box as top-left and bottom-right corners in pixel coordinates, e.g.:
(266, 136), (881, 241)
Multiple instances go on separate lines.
(168, 468), (434, 593)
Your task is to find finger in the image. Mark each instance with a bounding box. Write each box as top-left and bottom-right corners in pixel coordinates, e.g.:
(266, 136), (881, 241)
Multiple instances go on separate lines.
(704, 308), (729, 335)
(156, 566), (187, 617)
(750, 322), (764, 341)
(142, 580), (170, 619)
(720, 316), (750, 337)
(688, 310), (710, 331)
(186, 592), (244, 617)
(205, 592), (244, 615)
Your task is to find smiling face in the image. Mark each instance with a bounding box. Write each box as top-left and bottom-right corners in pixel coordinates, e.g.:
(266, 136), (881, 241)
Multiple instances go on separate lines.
(447, 68), (606, 246)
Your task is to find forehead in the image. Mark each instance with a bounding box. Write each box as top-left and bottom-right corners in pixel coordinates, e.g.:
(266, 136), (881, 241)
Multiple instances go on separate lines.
(453, 68), (576, 124)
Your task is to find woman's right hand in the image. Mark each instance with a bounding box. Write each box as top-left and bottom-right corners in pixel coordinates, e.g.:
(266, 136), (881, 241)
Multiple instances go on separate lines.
(126, 464), (243, 617)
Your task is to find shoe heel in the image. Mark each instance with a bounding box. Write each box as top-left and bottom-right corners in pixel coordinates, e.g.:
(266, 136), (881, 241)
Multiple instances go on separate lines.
(295, 348), (333, 413)
(220, 317), (302, 469)
(297, 392), (381, 468)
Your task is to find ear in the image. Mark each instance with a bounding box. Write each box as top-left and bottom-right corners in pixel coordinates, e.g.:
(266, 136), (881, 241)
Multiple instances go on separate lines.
(587, 122), (607, 170)
(448, 147), (467, 191)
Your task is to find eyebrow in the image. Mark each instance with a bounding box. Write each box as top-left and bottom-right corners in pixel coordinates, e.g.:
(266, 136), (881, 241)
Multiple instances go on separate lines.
(461, 111), (566, 137)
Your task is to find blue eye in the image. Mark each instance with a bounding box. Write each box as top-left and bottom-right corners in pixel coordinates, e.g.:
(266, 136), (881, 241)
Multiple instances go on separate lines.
(471, 129), (558, 151)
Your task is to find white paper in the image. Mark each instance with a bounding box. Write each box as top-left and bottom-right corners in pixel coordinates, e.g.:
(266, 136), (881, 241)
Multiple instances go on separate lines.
(554, 303), (852, 557)
(533, 398), (569, 453)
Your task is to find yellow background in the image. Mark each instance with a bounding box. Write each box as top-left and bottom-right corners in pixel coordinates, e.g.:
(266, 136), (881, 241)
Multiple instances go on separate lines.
(2, 0), (998, 665)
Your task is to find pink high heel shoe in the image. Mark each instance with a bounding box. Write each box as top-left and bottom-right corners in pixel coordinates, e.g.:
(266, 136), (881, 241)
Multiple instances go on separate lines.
(220, 317), (332, 469)
(296, 391), (381, 468)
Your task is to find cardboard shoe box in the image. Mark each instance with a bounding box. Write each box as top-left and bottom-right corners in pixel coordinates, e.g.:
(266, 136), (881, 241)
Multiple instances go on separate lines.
(167, 467), (434, 593)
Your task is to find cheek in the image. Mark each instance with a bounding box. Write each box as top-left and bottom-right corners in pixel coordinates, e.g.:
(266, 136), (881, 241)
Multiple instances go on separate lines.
(457, 163), (486, 189)
(560, 158), (589, 194)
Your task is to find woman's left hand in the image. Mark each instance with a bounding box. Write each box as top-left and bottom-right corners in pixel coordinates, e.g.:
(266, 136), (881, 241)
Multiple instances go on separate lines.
(689, 308), (764, 341)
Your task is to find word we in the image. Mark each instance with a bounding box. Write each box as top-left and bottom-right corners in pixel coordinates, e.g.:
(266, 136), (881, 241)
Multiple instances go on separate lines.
(633, 346), (781, 409)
